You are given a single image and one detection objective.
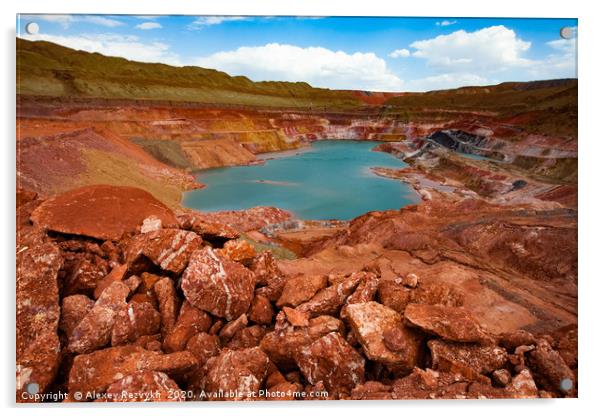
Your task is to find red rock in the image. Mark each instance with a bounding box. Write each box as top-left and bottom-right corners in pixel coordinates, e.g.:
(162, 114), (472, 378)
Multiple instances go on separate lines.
(383, 326), (409, 351)
(303, 381), (332, 400)
(260, 316), (344, 368)
(93, 263), (127, 299)
(125, 229), (202, 274)
(176, 210), (240, 240)
(140, 215), (163, 234)
(347, 301), (422, 373)
(100, 370), (183, 402)
(504, 369), (539, 398)
(465, 368), (540, 399)
(30, 185), (178, 241)
(60, 294), (95, 338)
(342, 271), (379, 310)
(498, 330), (537, 350)
(68, 281), (129, 354)
(265, 369), (287, 388)
(68, 345), (197, 399)
(351, 381), (393, 400)
(410, 281), (464, 307)
(219, 314), (248, 343)
(285, 371), (302, 384)
(404, 303), (493, 344)
(295, 332), (365, 395)
(306, 315), (346, 338)
(265, 382), (301, 400)
(527, 338), (576, 397)
(248, 294), (274, 325)
(402, 273), (420, 288)
(153, 277), (179, 338)
(181, 247), (255, 320)
(130, 293), (156, 306)
(296, 274), (362, 317)
(209, 320), (225, 335)
(204, 347), (270, 401)
(277, 274), (328, 308)
(16, 188), (38, 207)
(134, 335), (163, 352)
(283, 307), (310, 327)
(16, 190), (40, 230)
(111, 301), (161, 346)
(379, 279), (463, 314)
(186, 333), (221, 367)
(377, 280), (412, 313)
(184, 333), (222, 394)
(16, 243), (63, 402)
(492, 369), (512, 387)
(193, 206), (292, 232)
(135, 272), (160, 307)
(227, 325), (268, 350)
(391, 368), (470, 400)
(428, 340), (508, 380)
(100, 240), (122, 268)
(327, 273), (348, 286)
(250, 251), (286, 301)
(123, 275), (141, 292)
(62, 255), (109, 297)
(553, 324), (578, 369)
(163, 301), (212, 353)
(218, 239), (256, 264)
(57, 239), (105, 256)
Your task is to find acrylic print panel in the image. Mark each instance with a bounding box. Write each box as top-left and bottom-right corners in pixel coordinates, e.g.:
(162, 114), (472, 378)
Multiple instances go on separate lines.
(16, 14), (577, 403)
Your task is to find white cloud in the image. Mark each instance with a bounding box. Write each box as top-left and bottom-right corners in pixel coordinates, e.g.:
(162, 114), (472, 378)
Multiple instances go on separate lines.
(20, 32), (181, 66)
(189, 16), (247, 29)
(83, 16), (124, 28)
(389, 48), (410, 58)
(135, 22), (162, 30)
(547, 36), (576, 55)
(410, 25), (533, 71)
(35, 15), (74, 28)
(436, 20), (457, 27)
(405, 73), (491, 92)
(527, 36), (577, 79)
(194, 43), (404, 91)
(32, 14), (124, 28)
(405, 25), (577, 90)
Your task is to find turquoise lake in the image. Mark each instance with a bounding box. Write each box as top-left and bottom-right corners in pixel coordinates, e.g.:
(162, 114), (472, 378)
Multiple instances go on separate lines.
(183, 140), (419, 220)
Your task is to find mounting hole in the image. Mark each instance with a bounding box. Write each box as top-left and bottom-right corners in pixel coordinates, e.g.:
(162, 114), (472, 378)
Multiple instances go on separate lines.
(560, 378), (573, 391)
(560, 26), (574, 40)
(25, 22), (39, 35)
(25, 382), (40, 394)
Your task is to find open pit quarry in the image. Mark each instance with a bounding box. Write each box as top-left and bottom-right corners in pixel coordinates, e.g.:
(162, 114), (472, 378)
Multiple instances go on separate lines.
(16, 38), (577, 402)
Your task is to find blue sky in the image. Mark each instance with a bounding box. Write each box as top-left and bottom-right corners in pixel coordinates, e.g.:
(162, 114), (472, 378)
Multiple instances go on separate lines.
(17, 15), (577, 92)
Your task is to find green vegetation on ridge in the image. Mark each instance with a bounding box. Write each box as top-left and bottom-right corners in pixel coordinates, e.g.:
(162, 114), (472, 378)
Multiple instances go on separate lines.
(17, 38), (362, 109)
(383, 79), (577, 138)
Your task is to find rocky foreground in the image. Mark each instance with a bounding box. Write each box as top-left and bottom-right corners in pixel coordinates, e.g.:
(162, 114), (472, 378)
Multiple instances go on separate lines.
(16, 183), (577, 402)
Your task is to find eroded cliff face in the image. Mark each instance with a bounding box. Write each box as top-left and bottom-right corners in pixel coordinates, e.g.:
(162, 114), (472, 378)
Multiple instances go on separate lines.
(16, 125), (200, 207)
(17, 96), (410, 176)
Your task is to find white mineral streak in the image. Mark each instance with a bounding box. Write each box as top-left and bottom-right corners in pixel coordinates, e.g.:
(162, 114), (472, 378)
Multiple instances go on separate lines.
(128, 304), (135, 324)
(158, 231), (196, 270)
(16, 365), (33, 389)
(207, 248), (232, 319)
(141, 216), (162, 234)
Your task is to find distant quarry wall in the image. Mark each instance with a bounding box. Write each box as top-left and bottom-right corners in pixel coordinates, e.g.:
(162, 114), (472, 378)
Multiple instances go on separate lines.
(17, 96), (409, 171)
